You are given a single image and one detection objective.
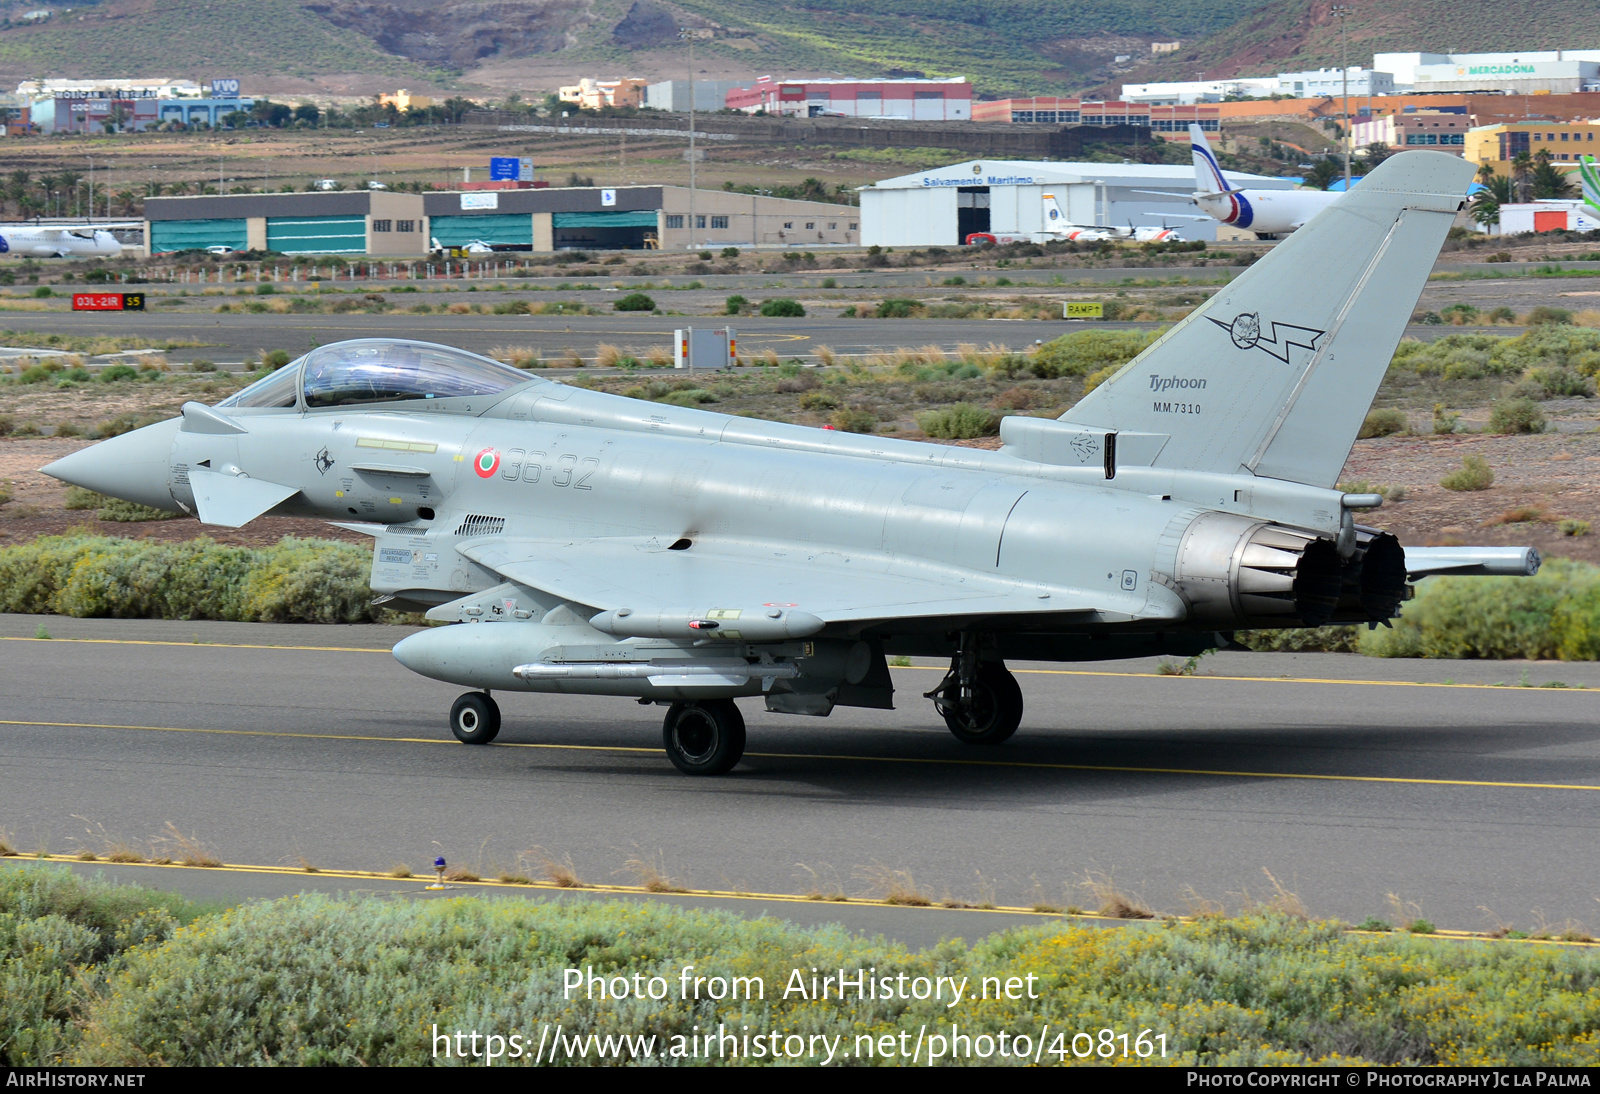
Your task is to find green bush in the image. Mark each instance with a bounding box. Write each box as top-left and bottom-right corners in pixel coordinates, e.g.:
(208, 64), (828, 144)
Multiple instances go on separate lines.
(1363, 559), (1600, 660)
(1235, 627), (1364, 653)
(32, 286), (52, 298)
(830, 406), (879, 433)
(759, 298), (805, 318)
(254, 283), (276, 295)
(0, 880), (1589, 1066)
(916, 402), (998, 438)
(261, 349), (292, 370)
(720, 247), (740, 258)
(1526, 306), (1573, 326)
(874, 298), (920, 318)
(614, 292), (656, 312)
(1358, 408), (1407, 438)
(1440, 455), (1494, 492)
(724, 294), (748, 315)
(1488, 397), (1545, 434)
(98, 365), (139, 383)
(0, 534), (377, 622)
(1028, 329), (1161, 380)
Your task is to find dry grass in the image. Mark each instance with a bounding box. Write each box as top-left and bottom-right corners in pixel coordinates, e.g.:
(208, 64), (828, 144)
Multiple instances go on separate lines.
(0, 828), (17, 857)
(528, 847), (586, 888)
(595, 343), (623, 369)
(647, 345), (673, 369)
(154, 823), (221, 868)
(496, 872), (534, 885)
(1487, 505), (1555, 526)
(618, 849), (686, 893)
(761, 348), (781, 368)
(1180, 885), (1227, 918)
(1254, 869), (1308, 918)
(104, 842), (146, 864)
(1081, 869), (1155, 919)
(564, 347), (586, 369)
(815, 345), (836, 368)
(75, 850), (98, 862)
(490, 345), (543, 369)
(795, 862), (849, 902)
(297, 857), (319, 874)
(854, 863), (932, 907)
(388, 863), (412, 879)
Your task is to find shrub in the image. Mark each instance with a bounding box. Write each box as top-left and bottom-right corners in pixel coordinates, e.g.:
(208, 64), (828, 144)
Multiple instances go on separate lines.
(720, 247), (740, 258)
(1488, 397), (1545, 434)
(261, 349), (292, 370)
(1362, 559), (1600, 660)
(614, 292), (655, 312)
(830, 406), (878, 433)
(0, 534), (377, 622)
(1526, 306), (1573, 326)
(874, 298), (920, 318)
(99, 365), (139, 383)
(724, 294), (748, 315)
(254, 283), (276, 295)
(1235, 627), (1364, 653)
(1561, 519), (1591, 537)
(1029, 329), (1160, 379)
(1358, 408), (1407, 438)
(1527, 367), (1594, 398)
(917, 403), (998, 439)
(1439, 455), (1494, 491)
(33, 286), (52, 298)
(759, 298), (805, 318)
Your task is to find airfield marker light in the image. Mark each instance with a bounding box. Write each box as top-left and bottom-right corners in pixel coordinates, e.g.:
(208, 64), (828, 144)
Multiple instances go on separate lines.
(428, 856), (448, 889)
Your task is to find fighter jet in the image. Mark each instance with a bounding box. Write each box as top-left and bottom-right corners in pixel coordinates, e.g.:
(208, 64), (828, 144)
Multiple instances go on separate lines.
(0, 223), (137, 259)
(42, 151), (1537, 776)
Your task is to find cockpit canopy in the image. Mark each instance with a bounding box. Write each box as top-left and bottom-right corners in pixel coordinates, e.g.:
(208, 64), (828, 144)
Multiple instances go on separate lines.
(217, 339), (533, 410)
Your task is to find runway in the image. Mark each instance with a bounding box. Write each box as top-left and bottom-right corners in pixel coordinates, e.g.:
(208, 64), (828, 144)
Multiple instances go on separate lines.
(3, 614), (1600, 934)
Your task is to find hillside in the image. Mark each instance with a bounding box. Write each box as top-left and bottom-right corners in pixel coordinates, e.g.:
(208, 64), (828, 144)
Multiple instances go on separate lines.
(1107, 0), (1600, 91)
(0, 0), (1275, 98)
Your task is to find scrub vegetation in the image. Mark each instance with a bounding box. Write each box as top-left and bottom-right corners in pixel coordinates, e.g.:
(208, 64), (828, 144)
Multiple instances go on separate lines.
(0, 534), (380, 623)
(3, 867), (1598, 1067)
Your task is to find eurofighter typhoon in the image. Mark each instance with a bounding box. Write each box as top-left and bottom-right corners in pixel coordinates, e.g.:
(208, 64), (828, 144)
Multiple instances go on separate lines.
(43, 151), (1536, 776)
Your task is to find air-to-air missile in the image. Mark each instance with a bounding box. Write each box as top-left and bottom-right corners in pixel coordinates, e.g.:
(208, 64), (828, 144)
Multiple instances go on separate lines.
(43, 151), (1537, 775)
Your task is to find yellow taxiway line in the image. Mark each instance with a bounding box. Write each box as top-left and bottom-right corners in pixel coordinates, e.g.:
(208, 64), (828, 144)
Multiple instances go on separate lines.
(3, 718), (1597, 792)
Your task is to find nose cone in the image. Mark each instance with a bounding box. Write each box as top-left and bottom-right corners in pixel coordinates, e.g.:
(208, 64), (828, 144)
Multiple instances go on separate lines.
(41, 417), (182, 512)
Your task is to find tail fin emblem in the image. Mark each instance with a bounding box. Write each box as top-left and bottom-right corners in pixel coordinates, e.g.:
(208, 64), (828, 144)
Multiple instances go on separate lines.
(1208, 313), (1326, 363)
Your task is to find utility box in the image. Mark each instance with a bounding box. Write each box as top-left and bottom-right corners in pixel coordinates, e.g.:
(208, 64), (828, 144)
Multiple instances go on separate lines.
(674, 327), (736, 371)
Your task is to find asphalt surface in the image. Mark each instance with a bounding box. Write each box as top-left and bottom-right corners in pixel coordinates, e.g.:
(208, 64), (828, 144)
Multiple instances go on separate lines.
(4, 614), (1599, 936)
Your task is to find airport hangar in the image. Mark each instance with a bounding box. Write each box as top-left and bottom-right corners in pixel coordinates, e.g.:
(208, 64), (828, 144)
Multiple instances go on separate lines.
(859, 160), (1298, 246)
(142, 187), (860, 256)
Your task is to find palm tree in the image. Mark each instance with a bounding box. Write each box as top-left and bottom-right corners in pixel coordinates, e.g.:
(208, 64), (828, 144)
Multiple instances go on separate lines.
(1511, 151), (1534, 204)
(1531, 149), (1577, 199)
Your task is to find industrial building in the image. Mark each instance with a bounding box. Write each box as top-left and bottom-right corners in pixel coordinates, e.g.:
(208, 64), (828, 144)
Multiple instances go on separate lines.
(143, 187), (859, 255)
(1465, 121), (1600, 174)
(643, 79), (750, 113)
(1351, 110), (1469, 154)
(16, 77), (252, 133)
(971, 98), (1219, 132)
(725, 78), (971, 120)
(1375, 51), (1600, 93)
(1123, 66), (1393, 105)
(859, 160), (1295, 247)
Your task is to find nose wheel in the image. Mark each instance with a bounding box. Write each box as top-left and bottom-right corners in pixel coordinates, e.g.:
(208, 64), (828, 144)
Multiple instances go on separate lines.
(450, 691), (501, 744)
(662, 699), (746, 775)
(926, 642), (1023, 745)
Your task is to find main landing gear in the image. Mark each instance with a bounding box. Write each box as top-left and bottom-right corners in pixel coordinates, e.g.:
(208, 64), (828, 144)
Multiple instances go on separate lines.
(925, 636), (1024, 745)
(450, 691), (501, 744)
(662, 699), (746, 776)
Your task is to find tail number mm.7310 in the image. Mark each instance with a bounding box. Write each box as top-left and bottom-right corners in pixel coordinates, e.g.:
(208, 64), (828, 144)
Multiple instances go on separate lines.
(1153, 402), (1202, 415)
(500, 449), (602, 489)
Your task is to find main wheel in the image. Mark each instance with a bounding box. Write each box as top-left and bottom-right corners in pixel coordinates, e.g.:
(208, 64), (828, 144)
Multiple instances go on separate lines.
(449, 692), (501, 744)
(662, 699), (746, 776)
(938, 662), (1023, 745)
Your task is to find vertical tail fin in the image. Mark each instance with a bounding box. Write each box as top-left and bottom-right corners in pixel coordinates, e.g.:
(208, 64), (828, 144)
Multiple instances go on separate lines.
(1059, 151), (1474, 488)
(1189, 123), (1231, 194)
(1042, 192), (1066, 227)
(1581, 155), (1600, 217)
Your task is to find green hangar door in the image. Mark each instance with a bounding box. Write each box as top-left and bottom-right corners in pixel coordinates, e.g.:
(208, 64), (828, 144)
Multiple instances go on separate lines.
(266, 216), (368, 255)
(150, 218), (248, 254)
(429, 215), (533, 251)
(553, 210), (658, 250)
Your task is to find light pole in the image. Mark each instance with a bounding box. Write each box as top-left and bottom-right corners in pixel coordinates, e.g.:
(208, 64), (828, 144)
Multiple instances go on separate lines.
(86, 156), (93, 223)
(679, 26), (697, 249)
(1333, 4), (1352, 190)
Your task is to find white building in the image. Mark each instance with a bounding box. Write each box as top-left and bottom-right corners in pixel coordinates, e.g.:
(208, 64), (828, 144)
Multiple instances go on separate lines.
(1488, 200), (1600, 236)
(15, 78), (204, 100)
(643, 80), (750, 113)
(1411, 58), (1600, 96)
(1375, 50), (1600, 91)
(1124, 67), (1389, 105)
(859, 160), (1297, 247)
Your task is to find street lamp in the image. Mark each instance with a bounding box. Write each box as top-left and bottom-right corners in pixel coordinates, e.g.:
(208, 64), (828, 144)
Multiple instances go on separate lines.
(1332, 4), (1353, 190)
(86, 156), (93, 223)
(678, 26), (698, 249)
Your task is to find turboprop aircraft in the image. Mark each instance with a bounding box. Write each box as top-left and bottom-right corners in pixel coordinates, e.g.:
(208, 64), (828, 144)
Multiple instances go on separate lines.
(0, 222), (138, 259)
(41, 151), (1538, 776)
(1169, 123), (1341, 239)
(1041, 193), (1182, 242)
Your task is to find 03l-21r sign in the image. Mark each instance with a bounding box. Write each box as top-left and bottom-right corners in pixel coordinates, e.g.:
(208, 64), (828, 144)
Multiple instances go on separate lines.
(71, 292), (145, 312)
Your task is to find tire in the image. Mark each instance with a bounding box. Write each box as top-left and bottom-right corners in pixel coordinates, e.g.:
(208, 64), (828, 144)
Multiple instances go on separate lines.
(939, 662), (1023, 745)
(662, 699), (746, 775)
(450, 692), (501, 744)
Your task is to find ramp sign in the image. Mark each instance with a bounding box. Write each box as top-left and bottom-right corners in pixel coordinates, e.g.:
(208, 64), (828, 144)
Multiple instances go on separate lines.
(1065, 302), (1104, 319)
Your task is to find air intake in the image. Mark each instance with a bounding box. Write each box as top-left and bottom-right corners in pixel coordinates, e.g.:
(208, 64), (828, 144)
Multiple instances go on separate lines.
(453, 514), (506, 537)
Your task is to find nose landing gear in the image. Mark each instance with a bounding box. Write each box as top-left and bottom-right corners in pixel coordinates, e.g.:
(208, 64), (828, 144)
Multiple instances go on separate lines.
(449, 691), (501, 744)
(925, 635), (1023, 745)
